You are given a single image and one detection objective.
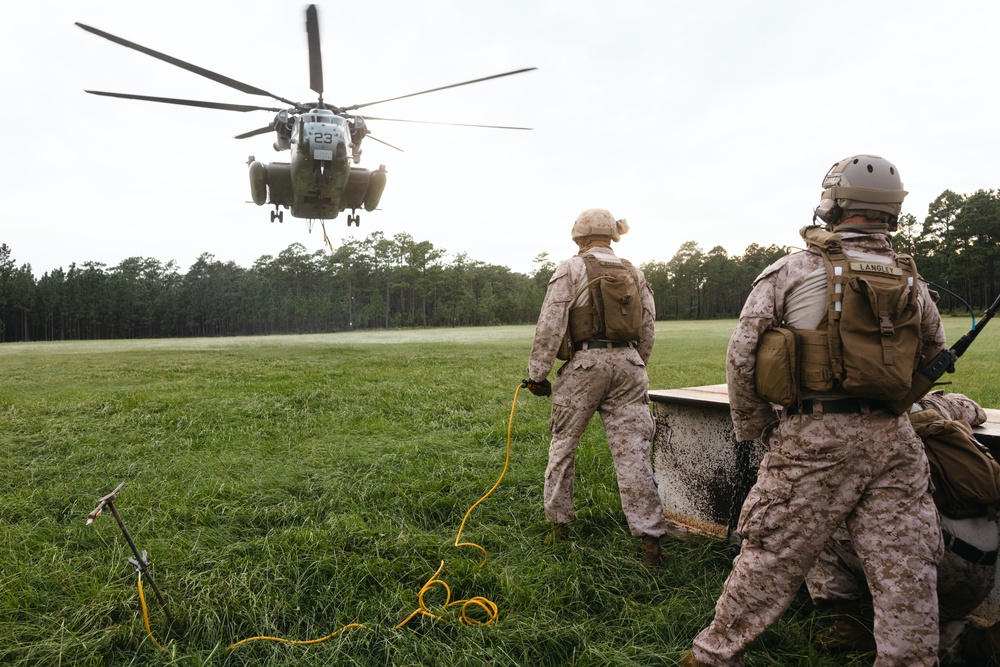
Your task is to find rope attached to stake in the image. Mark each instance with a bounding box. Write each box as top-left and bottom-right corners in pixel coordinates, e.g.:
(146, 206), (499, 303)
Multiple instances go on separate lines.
(136, 575), (168, 652)
(101, 383), (524, 649)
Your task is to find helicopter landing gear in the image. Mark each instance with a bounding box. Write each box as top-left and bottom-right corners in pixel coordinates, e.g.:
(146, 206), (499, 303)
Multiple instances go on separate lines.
(347, 213), (360, 227)
(270, 208), (284, 223)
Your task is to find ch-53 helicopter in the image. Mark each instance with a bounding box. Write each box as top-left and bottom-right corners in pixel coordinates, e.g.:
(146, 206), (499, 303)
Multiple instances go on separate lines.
(76, 5), (534, 226)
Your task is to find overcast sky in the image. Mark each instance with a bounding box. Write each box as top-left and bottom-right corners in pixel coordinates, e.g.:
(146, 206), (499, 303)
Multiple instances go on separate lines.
(3, 1), (998, 277)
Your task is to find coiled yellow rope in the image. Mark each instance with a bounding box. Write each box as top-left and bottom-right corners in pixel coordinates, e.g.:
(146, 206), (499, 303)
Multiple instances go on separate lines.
(134, 383), (523, 650)
(395, 385), (519, 628)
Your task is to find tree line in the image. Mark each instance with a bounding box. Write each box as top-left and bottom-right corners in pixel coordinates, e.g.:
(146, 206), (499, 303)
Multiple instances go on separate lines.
(0, 232), (546, 342)
(643, 189), (1000, 321)
(1, 189), (998, 342)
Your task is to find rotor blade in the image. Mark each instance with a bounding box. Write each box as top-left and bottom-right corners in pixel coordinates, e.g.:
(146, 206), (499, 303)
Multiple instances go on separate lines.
(341, 67), (538, 111)
(75, 22), (300, 107)
(235, 126), (275, 139)
(84, 90), (285, 113)
(306, 5), (324, 100)
(363, 115), (532, 131)
(366, 135), (405, 152)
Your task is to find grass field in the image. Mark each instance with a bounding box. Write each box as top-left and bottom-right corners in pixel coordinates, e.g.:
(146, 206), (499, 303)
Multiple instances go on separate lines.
(1, 318), (997, 666)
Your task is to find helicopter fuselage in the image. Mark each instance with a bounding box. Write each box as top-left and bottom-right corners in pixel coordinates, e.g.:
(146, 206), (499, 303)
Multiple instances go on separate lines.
(289, 109), (352, 218)
(248, 108), (386, 223)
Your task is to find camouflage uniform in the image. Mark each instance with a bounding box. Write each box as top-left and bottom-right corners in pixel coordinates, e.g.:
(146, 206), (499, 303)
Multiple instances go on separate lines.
(806, 392), (997, 666)
(526, 244), (668, 538)
(690, 228), (947, 667)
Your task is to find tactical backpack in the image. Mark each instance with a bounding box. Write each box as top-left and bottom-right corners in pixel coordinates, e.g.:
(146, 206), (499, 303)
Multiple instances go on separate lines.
(796, 227), (922, 400)
(911, 408), (1000, 519)
(798, 226), (923, 400)
(559, 253), (642, 359)
(755, 227), (925, 407)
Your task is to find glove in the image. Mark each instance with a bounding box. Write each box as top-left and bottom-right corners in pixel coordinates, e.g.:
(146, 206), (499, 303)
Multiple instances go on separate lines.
(523, 378), (552, 397)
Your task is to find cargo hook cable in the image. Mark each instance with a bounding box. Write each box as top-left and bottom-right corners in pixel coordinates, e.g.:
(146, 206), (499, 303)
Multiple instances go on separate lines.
(322, 221), (335, 252)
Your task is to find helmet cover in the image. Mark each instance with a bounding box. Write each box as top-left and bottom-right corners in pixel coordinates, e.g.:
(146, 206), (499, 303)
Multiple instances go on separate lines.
(571, 208), (629, 243)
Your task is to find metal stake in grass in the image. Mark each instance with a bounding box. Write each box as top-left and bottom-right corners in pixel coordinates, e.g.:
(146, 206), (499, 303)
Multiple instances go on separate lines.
(87, 481), (179, 636)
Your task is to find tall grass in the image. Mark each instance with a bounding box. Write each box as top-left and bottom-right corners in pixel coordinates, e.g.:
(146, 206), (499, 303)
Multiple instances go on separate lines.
(0, 318), (995, 666)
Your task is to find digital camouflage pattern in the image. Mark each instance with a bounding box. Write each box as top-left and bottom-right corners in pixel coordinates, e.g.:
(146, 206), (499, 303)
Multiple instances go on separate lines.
(807, 392), (997, 666)
(527, 245), (667, 538)
(690, 228), (948, 667)
(920, 391), (988, 429)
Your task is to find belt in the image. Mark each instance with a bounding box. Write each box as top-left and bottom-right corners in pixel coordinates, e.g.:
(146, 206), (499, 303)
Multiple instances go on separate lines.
(943, 529), (998, 566)
(784, 398), (888, 415)
(573, 340), (632, 351)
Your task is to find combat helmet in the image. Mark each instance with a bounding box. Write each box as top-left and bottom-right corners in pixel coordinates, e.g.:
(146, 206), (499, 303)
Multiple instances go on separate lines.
(571, 208), (629, 243)
(814, 155), (908, 230)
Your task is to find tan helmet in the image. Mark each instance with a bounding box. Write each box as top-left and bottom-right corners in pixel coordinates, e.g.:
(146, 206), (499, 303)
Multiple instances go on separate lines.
(813, 154), (908, 228)
(571, 208), (629, 243)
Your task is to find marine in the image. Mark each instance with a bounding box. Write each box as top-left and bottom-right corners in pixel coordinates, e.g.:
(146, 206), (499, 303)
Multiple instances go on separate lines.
(682, 155), (947, 667)
(524, 208), (668, 566)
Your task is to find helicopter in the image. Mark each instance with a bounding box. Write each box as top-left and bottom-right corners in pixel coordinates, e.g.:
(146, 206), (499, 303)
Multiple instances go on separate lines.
(76, 5), (534, 226)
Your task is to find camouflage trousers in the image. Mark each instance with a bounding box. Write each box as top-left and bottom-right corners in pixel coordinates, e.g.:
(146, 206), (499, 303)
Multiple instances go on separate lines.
(808, 521), (996, 665)
(692, 409), (943, 667)
(543, 347), (668, 538)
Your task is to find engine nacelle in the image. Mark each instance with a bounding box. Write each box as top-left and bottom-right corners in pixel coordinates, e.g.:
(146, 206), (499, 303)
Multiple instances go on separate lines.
(248, 161), (268, 206)
(363, 165), (388, 212)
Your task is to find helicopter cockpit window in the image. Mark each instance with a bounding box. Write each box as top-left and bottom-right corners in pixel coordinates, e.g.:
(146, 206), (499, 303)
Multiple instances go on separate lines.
(306, 110), (342, 126)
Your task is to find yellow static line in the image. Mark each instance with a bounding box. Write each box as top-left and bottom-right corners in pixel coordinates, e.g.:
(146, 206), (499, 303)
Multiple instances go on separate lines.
(133, 383), (524, 649)
(137, 576), (167, 652)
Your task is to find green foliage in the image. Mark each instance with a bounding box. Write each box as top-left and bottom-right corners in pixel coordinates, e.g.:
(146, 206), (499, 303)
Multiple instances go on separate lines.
(642, 243), (787, 321)
(0, 235), (546, 343)
(916, 189), (1000, 312)
(2, 321), (995, 665)
(3, 185), (1000, 340)
(0, 234), (790, 342)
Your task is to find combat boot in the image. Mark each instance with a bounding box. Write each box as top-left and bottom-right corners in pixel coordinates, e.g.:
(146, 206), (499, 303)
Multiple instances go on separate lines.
(678, 650), (711, 666)
(641, 535), (663, 567)
(543, 522), (569, 544)
(815, 600), (876, 654)
(961, 620), (1000, 665)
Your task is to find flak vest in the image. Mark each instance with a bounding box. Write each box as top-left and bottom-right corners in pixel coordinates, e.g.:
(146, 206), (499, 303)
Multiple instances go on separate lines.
(755, 226), (923, 407)
(556, 252), (643, 360)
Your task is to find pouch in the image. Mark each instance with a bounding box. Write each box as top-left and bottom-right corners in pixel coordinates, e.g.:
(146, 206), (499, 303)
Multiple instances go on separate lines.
(755, 327), (799, 408)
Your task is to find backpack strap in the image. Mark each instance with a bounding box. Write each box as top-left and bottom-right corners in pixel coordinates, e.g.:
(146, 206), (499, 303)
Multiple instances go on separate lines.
(802, 226), (848, 379)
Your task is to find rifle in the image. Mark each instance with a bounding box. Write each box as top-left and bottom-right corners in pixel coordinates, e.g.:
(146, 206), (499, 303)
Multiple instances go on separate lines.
(889, 290), (1000, 415)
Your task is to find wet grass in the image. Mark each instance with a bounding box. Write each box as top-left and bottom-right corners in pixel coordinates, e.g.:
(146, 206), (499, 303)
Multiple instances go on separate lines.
(0, 319), (994, 666)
